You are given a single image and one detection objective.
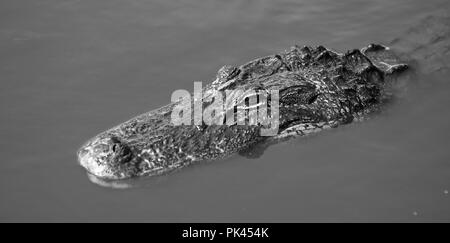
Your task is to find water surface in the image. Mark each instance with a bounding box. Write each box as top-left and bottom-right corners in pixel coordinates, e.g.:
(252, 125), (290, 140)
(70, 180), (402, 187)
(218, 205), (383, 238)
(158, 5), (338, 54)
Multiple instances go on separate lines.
(0, 0), (449, 222)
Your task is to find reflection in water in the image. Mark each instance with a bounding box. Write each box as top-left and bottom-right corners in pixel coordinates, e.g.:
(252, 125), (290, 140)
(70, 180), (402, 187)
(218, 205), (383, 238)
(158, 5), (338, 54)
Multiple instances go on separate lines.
(87, 171), (175, 189)
(87, 174), (133, 189)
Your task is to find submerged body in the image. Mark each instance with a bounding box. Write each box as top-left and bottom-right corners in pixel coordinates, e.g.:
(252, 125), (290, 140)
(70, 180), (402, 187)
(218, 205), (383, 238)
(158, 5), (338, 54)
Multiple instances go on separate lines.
(78, 44), (408, 180)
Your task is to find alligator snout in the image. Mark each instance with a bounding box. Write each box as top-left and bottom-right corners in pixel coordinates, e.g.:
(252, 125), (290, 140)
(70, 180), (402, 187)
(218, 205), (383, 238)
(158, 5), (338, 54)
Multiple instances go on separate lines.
(77, 135), (133, 179)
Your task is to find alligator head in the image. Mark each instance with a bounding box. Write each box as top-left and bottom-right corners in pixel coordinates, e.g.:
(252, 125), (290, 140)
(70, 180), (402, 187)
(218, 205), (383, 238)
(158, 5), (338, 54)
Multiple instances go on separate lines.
(78, 43), (409, 180)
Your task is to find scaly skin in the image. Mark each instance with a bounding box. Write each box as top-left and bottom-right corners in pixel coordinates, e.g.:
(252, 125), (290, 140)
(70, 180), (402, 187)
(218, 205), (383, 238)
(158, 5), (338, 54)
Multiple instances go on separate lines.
(77, 44), (408, 180)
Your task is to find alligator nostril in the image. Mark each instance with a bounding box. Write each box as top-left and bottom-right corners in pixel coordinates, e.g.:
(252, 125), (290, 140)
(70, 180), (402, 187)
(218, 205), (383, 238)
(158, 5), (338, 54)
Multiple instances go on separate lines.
(103, 136), (133, 164)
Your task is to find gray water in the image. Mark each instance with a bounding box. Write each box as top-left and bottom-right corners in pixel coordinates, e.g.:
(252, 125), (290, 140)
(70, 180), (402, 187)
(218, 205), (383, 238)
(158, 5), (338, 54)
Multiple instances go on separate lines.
(1, 0), (450, 222)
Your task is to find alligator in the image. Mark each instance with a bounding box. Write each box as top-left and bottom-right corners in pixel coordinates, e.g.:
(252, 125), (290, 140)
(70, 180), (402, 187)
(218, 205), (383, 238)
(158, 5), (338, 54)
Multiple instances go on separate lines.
(77, 44), (408, 180)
